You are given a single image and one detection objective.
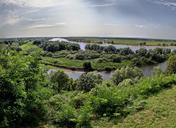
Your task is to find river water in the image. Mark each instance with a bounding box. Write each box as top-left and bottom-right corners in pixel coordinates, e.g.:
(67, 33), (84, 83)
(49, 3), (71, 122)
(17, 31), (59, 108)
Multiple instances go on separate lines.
(48, 38), (172, 80)
(48, 61), (168, 80)
(49, 38), (176, 51)
(76, 42), (176, 51)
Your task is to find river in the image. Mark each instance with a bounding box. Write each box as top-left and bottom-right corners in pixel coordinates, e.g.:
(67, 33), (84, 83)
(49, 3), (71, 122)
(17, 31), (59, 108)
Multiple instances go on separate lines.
(48, 38), (172, 80)
(48, 61), (168, 80)
(49, 38), (176, 51)
(76, 42), (176, 51)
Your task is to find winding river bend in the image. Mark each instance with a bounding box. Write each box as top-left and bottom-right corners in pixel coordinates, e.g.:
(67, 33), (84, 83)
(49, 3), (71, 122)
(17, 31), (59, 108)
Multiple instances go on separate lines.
(48, 38), (172, 80)
(49, 38), (176, 51)
(77, 42), (176, 51)
(48, 61), (168, 80)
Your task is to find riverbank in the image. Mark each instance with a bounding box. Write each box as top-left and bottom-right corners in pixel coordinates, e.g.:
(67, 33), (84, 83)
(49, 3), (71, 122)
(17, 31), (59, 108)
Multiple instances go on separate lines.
(66, 37), (176, 46)
(41, 56), (131, 71)
(46, 61), (168, 80)
(76, 42), (176, 51)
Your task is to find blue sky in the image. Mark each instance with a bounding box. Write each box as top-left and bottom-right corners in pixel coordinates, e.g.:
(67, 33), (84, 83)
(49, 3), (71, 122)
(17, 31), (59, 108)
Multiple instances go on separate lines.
(0, 0), (176, 39)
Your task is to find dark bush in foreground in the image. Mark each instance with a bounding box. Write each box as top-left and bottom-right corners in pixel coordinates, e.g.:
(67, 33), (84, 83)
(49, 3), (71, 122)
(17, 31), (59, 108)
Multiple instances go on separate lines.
(83, 62), (93, 71)
(41, 41), (80, 52)
(112, 66), (143, 85)
(167, 55), (176, 74)
(50, 70), (70, 92)
(77, 72), (103, 92)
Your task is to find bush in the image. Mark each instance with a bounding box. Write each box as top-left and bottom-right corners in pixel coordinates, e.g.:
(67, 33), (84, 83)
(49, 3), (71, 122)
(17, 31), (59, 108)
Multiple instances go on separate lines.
(75, 51), (100, 60)
(83, 62), (93, 71)
(0, 51), (50, 127)
(89, 74), (176, 118)
(104, 45), (117, 53)
(47, 94), (77, 127)
(77, 72), (103, 92)
(89, 83), (131, 117)
(50, 70), (70, 92)
(68, 43), (80, 51)
(112, 66), (143, 85)
(119, 48), (134, 55)
(33, 40), (42, 45)
(41, 42), (80, 52)
(85, 44), (103, 52)
(46, 92), (92, 128)
(167, 55), (176, 74)
(136, 48), (147, 56)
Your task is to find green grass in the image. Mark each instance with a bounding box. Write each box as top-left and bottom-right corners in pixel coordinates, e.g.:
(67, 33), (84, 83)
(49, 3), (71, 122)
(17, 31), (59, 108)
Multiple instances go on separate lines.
(19, 43), (131, 71)
(20, 42), (42, 53)
(71, 37), (176, 46)
(115, 86), (176, 128)
(41, 57), (131, 71)
(110, 39), (176, 46)
(92, 86), (176, 128)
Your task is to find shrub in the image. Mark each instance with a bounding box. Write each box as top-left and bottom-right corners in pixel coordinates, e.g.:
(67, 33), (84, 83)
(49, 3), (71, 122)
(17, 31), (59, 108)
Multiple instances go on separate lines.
(112, 66), (143, 85)
(75, 50), (100, 60)
(136, 48), (148, 56)
(46, 94), (77, 128)
(167, 55), (176, 74)
(0, 51), (50, 127)
(77, 72), (103, 92)
(50, 70), (70, 92)
(85, 44), (103, 51)
(76, 106), (92, 128)
(41, 42), (80, 52)
(46, 92), (92, 128)
(89, 83), (131, 117)
(89, 74), (176, 118)
(33, 40), (42, 45)
(119, 48), (134, 55)
(104, 45), (117, 53)
(83, 62), (93, 71)
(67, 43), (80, 51)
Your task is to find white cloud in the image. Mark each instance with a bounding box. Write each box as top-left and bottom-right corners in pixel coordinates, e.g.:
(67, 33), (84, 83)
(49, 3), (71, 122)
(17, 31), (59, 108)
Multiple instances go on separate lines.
(135, 24), (145, 28)
(154, 0), (176, 10)
(104, 23), (120, 26)
(89, 3), (116, 7)
(1, 0), (70, 8)
(2, 13), (22, 25)
(28, 22), (66, 29)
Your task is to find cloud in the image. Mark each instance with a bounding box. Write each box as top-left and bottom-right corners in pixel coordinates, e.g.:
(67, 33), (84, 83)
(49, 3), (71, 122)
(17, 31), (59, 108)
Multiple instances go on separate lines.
(0, 0), (70, 8)
(28, 22), (66, 29)
(0, 10), (22, 26)
(154, 0), (176, 10)
(6, 15), (21, 25)
(1, 0), (176, 39)
(135, 24), (145, 28)
(104, 23), (119, 26)
(86, 0), (116, 8)
(89, 3), (116, 8)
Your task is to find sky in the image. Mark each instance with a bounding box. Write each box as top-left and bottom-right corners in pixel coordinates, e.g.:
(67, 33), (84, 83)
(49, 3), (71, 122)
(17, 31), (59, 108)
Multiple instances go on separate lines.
(0, 0), (176, 39)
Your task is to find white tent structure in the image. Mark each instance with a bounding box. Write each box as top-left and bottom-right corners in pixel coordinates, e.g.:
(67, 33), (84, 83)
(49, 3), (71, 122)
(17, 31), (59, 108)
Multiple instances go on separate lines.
(49, 38), (70, 42)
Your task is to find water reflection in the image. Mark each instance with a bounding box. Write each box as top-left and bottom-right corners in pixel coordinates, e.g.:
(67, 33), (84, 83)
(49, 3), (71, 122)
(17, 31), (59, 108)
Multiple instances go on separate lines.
(77, 42), (176, 51)
(48, 61), (168, 80)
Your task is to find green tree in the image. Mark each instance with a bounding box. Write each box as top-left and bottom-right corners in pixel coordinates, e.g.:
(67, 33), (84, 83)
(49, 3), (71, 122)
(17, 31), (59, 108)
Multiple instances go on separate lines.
(83, 62), (93, 71)
(77, 72), (102, 92)
(112, 66), (143, 85)
(50, 70), (70, 92)
(167, 55), (176, 74)
(0, 50), (50, 127)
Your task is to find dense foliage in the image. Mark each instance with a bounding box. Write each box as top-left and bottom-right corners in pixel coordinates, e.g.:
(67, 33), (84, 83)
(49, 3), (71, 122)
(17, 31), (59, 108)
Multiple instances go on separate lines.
(77, 72), (103, 92)
(40, 41), (80, 52)
(1, 41), (176, 128)
(112, 66), (143, 85)
(167, 55), (176, 74)
(0, 50), (52, 127)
